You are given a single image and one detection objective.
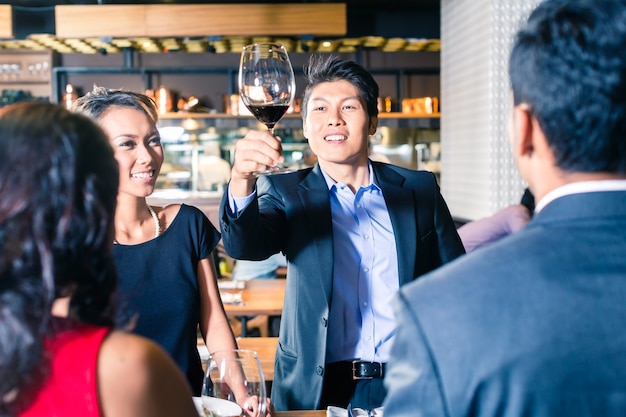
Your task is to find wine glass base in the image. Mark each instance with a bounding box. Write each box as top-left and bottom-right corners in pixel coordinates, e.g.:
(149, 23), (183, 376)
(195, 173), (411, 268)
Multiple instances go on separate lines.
(253, 166), (298, 177)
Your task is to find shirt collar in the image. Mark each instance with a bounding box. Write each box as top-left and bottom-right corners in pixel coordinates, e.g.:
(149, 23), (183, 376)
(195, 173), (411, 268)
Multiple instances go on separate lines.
(319, 162), (379, 191)
(535, 179), (626, 213)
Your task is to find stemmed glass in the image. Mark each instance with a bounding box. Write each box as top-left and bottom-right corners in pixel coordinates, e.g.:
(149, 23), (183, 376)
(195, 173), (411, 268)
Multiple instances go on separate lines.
(201, 349), (267, 417)
(238, 42), (296, 176)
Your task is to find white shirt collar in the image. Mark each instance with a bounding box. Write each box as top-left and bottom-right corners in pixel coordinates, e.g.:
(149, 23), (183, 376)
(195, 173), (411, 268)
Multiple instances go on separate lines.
(535, 179), (626, 213)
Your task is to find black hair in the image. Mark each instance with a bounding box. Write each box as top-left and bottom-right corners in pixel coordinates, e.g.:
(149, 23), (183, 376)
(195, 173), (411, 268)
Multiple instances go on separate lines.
(0, 101), (119, 415)
(71, 85), (159, 123)
(301, 55), (379, 121)
(509, 0), (626, 173)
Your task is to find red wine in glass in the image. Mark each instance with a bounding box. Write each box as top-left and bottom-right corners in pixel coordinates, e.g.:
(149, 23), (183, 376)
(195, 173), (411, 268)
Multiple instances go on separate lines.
(239, 43), (296, 176)
(245, 104), (290, 131)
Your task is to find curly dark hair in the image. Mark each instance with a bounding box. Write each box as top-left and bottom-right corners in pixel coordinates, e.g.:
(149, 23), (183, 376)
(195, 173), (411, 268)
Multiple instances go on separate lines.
(300, 55), (380, 122)
(509, 0), (626, 174)
(0, 101), (119, 415)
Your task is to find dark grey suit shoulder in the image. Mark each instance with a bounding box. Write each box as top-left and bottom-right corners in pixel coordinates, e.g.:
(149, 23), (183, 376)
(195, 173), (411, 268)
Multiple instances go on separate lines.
(384, 191), (626, 417)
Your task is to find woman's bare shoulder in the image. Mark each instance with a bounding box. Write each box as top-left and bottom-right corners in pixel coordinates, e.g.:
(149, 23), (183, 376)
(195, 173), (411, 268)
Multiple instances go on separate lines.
(97, 331), (197, 417)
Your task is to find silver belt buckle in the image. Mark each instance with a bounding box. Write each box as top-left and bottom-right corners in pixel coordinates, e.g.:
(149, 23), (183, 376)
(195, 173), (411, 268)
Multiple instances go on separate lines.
(352, 360), (374, 380)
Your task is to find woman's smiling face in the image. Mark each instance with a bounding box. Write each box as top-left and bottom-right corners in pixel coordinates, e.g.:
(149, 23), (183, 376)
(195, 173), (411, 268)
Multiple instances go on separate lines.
(98, 106), (164, 199)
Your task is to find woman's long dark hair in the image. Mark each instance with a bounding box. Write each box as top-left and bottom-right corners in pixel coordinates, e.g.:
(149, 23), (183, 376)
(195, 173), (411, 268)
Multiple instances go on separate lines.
(0, 101), (119, 415)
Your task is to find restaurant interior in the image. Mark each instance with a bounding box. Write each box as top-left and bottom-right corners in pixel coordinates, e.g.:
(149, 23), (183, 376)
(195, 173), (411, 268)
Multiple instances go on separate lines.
(1, 0), (535, 227)
(1, 2), (540, 414)
(0, 1), (545, 205)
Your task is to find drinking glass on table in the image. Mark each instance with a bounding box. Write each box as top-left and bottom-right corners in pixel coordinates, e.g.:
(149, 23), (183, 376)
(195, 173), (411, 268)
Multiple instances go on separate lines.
(238, 42), (296, 176)
(201, 349), (267, 417)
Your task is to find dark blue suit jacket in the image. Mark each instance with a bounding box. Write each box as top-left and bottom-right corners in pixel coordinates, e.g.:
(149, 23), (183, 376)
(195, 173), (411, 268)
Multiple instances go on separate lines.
(383, 191), (626, 417)
(220, 161), (465, 410)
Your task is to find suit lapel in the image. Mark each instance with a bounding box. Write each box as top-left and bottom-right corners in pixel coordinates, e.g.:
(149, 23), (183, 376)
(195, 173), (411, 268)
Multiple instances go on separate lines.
(373, 164), (418, 287)
(298, 165), (334, 301)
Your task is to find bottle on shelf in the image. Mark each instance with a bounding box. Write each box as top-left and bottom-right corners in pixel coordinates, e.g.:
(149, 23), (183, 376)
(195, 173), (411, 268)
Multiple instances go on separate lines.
(63, 84), (78, 109)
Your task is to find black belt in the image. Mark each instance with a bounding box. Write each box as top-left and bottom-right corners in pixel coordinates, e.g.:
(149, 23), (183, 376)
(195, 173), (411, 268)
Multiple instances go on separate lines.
(351, 360), (386, 380)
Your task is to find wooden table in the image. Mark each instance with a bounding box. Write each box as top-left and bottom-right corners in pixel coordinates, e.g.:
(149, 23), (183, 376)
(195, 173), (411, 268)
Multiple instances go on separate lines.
(221, 279), (286, 336)
(237, 337), (278, 381)
(221, 279), (286, 316)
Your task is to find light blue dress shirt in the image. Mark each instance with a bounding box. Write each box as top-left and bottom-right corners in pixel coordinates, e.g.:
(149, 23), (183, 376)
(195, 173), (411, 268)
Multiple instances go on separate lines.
(320, 165), (399, 364)
(228, 164), (399, 363)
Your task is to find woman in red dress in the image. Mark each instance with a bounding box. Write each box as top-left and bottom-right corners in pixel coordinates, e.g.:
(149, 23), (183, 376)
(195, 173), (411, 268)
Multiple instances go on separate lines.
(0, 101), (198, 417)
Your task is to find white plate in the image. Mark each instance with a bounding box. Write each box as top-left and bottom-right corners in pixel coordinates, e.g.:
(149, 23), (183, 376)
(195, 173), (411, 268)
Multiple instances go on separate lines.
(219, 292), (243, 304)
(193, 396), (243, 417)
(218, 280), (246, 290)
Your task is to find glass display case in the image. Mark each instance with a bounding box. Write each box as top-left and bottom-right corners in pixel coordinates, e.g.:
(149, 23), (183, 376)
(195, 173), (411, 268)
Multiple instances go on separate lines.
(157, 113), (309, 194)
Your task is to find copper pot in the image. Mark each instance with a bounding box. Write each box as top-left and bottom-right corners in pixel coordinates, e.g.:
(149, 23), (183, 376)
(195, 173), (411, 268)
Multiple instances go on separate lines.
(155, 86), (173, 114)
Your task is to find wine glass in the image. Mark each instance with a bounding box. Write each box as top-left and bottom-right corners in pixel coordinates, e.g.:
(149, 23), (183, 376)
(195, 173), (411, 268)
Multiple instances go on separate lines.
(201, 349), (267, 417)
(238, 42), (296, 176)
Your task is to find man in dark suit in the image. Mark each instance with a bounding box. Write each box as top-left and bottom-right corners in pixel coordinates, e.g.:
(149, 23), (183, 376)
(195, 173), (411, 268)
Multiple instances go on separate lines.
(220, 55), (465, 411)
(383, 1), (626, 416)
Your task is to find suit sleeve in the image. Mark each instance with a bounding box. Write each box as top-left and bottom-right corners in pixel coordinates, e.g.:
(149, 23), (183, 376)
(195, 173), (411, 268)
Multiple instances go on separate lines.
(433, 182), (466, 265)
(219, 179), (285, 261)
(383, 289), (450, 417)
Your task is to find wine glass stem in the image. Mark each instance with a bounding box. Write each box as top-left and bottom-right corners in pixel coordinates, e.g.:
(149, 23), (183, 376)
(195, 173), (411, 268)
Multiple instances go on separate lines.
(267, 126), (282, 170)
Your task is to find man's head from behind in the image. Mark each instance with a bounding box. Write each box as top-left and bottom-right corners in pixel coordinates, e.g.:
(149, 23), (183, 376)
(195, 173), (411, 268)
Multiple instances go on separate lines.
(509, 0), (626, 176)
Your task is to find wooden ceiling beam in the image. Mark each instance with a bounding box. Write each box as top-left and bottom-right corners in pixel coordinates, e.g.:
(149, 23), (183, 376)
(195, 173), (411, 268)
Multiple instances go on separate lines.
(56, 5), (146, 39)
(0, 5), (13, 39)
(55, 3), (346, 39)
